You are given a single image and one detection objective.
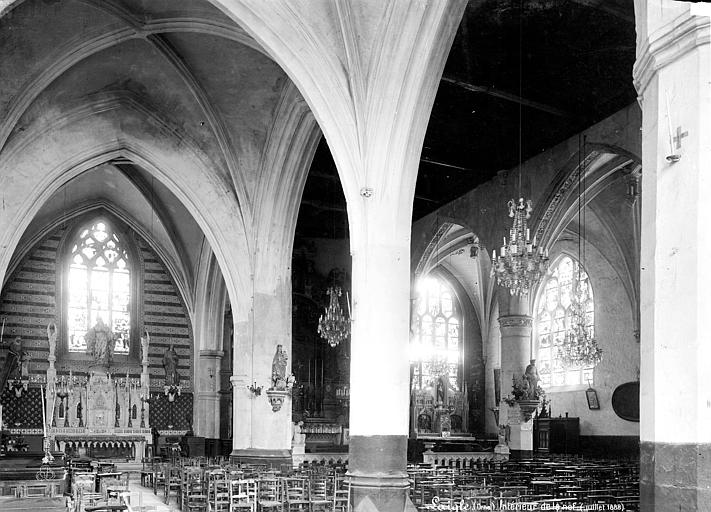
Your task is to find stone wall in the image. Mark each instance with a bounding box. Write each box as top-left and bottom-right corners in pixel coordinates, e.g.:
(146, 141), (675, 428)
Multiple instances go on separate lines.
(0, 219), (195, 391)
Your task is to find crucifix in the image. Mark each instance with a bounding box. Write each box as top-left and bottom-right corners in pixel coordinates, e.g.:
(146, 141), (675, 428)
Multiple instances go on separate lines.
(673, 126), (688, 150)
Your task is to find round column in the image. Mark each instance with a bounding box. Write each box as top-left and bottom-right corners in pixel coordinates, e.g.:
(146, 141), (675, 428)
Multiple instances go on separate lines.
(348, 241), (411, 512)
(195, 350), (223, 439)
(498, 313), (533, 457)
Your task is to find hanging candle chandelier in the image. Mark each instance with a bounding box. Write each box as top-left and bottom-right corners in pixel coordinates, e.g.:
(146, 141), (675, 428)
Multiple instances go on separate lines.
(317, 287), (350, 347)
(558, 135), (602, 368)
(559, 281), (603, 368)
(491, 198), (549, 295)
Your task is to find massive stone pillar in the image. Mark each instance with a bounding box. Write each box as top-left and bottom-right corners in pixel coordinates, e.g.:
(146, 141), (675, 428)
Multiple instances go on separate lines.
(348, 233), (412, 512)
(211, 2), (467, 507)
(633, 2), (711, 509)
(498, 294), (533, 457)
(195, 350), (223, 439)
(231, 278), (293, 468)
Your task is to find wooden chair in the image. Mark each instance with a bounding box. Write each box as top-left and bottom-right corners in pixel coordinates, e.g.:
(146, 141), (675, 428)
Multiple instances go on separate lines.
(283, 477), (309, 512)
(164, 466), (182, 506)
(331, 475), (350, 512)
(257, 477), (283, 512)
(207, 469), (229, 512)
(228, 479), (257, 512)
(153, 463), (167, 496)
(308, 475), (330, 512)
(74, 473), (102, 512)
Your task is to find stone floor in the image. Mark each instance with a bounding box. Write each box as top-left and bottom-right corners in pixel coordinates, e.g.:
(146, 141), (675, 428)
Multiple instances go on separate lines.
(122, 479), (179, 512)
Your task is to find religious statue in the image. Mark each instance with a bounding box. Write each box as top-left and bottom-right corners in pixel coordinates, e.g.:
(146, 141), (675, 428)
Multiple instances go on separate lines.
(0, 337), (26, 391)
(76, 400), (83, 427)
(271, 344), (288, 390)
(292, 421), (306, 445)
(497, 424), (510, 445)
(47, 322), (57, 360)
(140, 329), (150, 363)
(163, 344), (180, 387)
(436, 376), (446, 405)
(522, 360), (540, 400)
(85, 317), (116, 367)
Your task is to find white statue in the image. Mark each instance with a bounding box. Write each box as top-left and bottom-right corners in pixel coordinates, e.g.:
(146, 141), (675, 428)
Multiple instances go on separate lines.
(47, 322), (57, 359)
(140, 329), (150, 363)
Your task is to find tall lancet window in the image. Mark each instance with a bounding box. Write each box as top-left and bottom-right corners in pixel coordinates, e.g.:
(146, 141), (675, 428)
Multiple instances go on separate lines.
(535, 255), (595, 388)
(67, 220), (131, 353)
(410, 276), (462, 391)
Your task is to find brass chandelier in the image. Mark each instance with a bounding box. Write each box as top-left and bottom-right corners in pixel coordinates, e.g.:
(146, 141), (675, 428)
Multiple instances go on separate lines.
(558, 135), (602, 369)
(491, 198), (549, 296)
(317, 287), (350, 347)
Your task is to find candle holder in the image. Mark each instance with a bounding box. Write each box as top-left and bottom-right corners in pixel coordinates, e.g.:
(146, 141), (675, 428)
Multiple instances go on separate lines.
(54, 374), (74, 428)
(164, 384), (181, 402)
(7, 378), (29, 398)
(247, 382), (263, 397)
(140, 391), (151, 429)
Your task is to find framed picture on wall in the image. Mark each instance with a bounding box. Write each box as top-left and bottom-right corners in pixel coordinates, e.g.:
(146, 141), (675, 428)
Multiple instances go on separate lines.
(586, 388), (600, 410)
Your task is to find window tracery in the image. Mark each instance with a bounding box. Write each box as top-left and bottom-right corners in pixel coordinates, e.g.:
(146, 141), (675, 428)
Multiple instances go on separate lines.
(535, 255), (595, 387)
(67, 220), (131, 354)
(410, 276), (461, 391)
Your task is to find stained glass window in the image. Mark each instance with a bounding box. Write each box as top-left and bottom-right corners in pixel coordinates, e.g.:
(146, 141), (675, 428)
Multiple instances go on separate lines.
(410, 276), (462, 391)
(535, 255), (595, 388)
(67, 220), (131, 354)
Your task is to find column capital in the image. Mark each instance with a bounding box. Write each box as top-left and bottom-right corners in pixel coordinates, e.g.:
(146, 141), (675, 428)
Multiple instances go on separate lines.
(498, 315), (533, 329)
(633, 11), (710, 96)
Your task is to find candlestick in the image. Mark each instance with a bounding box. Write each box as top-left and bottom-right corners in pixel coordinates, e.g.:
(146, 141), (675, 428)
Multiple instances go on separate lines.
(50, 390), (56, 428)
(41, 385), (47, 437)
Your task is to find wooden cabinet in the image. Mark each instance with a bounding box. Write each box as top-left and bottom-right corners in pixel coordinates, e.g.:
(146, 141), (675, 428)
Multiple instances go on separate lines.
(535, 417), (579, 454)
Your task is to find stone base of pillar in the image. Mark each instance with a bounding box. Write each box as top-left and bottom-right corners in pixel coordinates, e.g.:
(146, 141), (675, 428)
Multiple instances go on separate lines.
(348, 435), (415, 512)
(507, 408), (533, 454)
(292, 444), (305, 468)
(494, 443), (510, 456)
(509, 449), (533, 459)
(230, 448), (292, 469)
(641, 441), (711, 510)
(349, 483), (418, 512)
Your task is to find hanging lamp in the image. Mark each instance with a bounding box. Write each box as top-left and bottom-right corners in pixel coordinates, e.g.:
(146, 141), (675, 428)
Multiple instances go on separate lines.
(490, 1), (548, 296)
(491, 198), (549, 295)
(317, 286), (350, 347)
(558, 135), (602, 368)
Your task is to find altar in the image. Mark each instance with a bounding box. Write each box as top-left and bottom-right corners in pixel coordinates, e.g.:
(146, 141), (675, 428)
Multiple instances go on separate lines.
(47, 369), (151, 462)
(42, 323), (154, 462)
(411, 375), (469, 437)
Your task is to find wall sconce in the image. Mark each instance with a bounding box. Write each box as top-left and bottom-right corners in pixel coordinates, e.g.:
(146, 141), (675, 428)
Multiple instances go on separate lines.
(164, 384), (181, 402)
(247, 382), (263, 397)
(7, 378), (29, 398)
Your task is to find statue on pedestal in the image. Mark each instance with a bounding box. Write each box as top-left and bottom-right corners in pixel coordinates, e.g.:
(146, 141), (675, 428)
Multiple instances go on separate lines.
(522, 360), (540, 400)
(46, 323), (57, 360)
(266, 345), (289, 412)
(0, 337), (26, 392)
(140, 330), (150, 364)
(271, 344), (288, 390)
(163, 344), (180, 387)
(85, 317), (116, 369)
